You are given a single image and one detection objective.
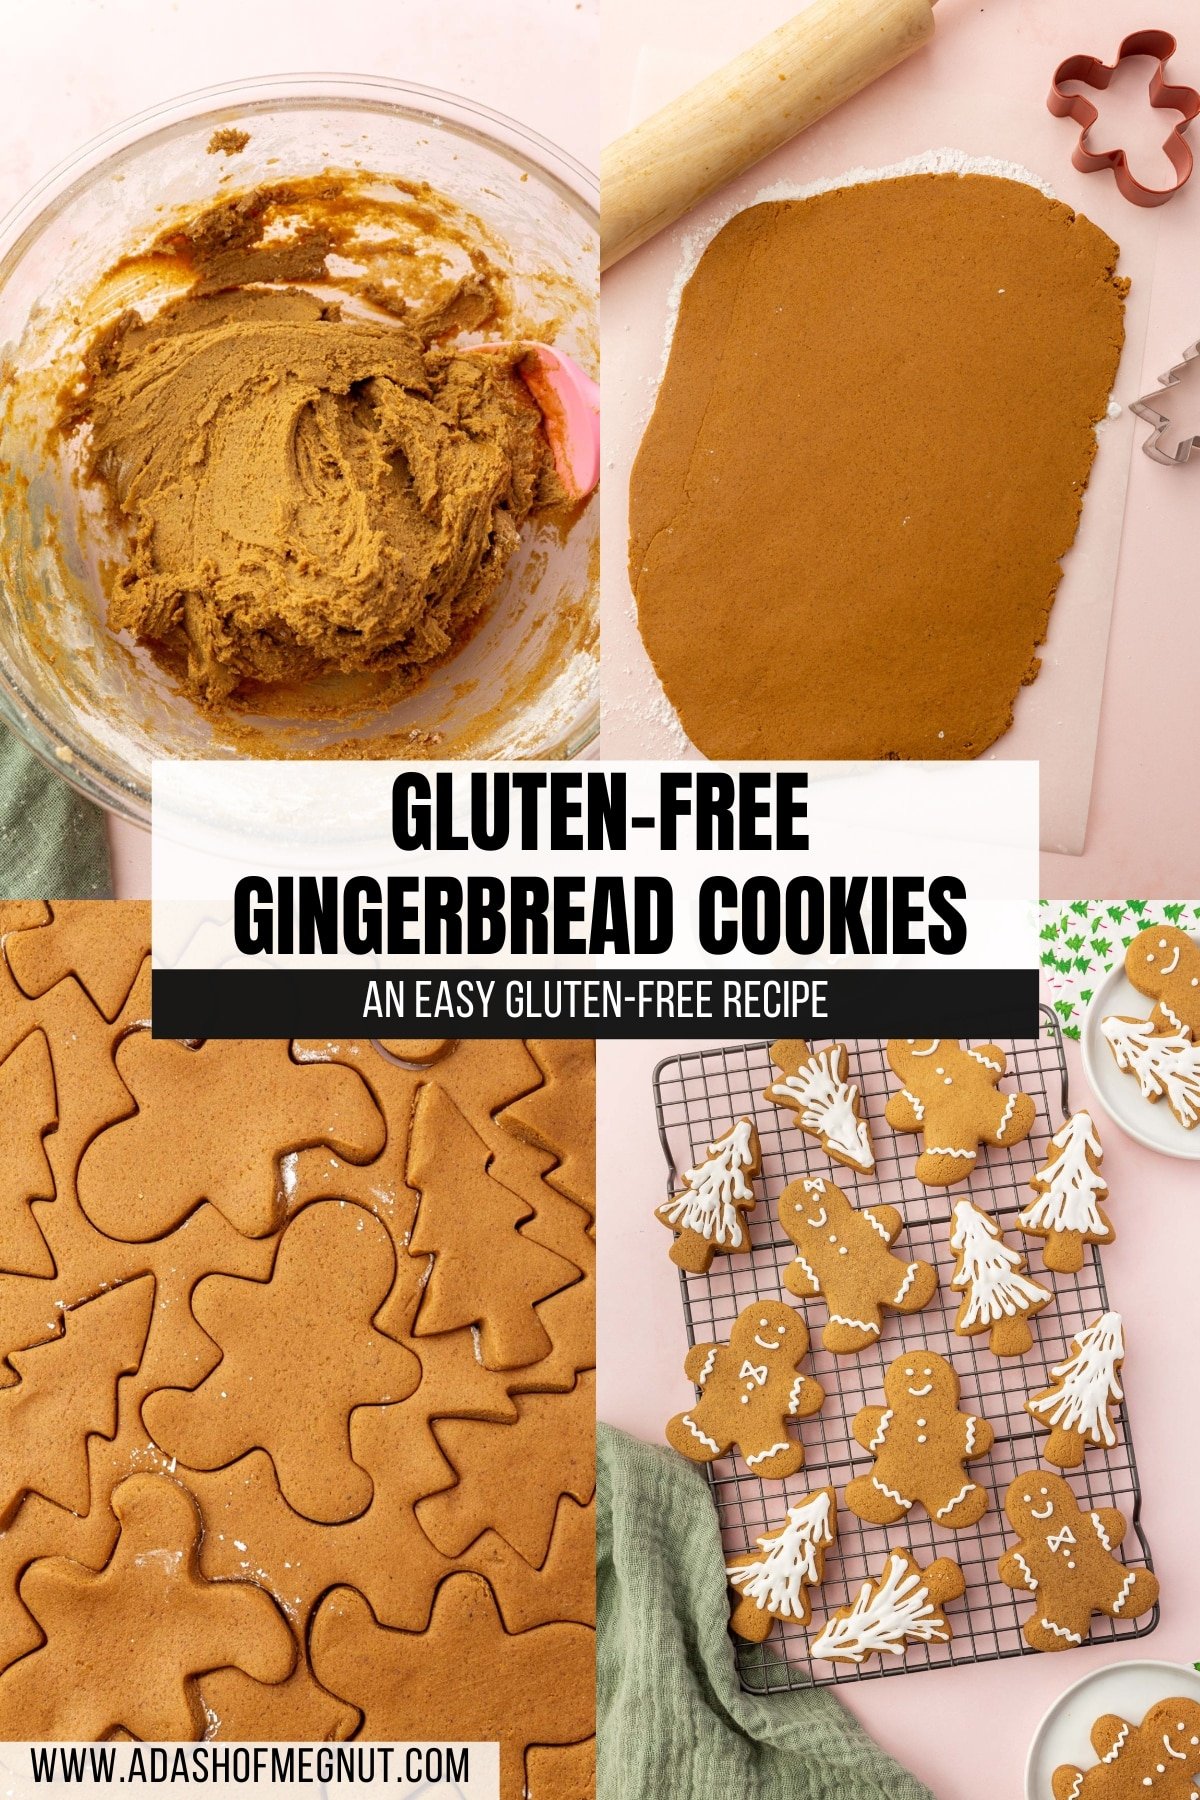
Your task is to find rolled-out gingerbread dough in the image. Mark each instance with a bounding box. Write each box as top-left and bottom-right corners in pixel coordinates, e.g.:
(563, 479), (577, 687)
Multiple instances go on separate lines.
(629, 173), (1127, 760)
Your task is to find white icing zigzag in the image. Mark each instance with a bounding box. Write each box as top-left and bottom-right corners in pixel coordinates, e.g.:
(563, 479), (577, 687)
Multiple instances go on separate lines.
(1100, 1724), (1129, 1764)
(746, 1441), (791, 1468)
(681, 1414), (719, 1453)
(1040, 1619), (1083, 1645)
(936, 1481), (974, 1520)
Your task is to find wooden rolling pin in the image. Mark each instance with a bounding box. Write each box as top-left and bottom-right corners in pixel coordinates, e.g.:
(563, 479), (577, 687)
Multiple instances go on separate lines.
(601, 0), (939, 269)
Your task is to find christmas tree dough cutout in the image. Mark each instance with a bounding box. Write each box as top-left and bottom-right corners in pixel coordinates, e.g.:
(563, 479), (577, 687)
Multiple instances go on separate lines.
(1020, 1112), (1113, 1271)
(0, 1474), (295, 1739)
(1102, 1015), (1200, 1131)
(1027, 1312), (1125, 1470)
(0, 1275), (154, 1528)
(144, 1201), (420, 1525)
(656, 1118), (760, 1272)
(810, 1550), (965, 1664)
(0, 1029), (57, 1277)
(5, 899), (148, 1020)
(496, 1039), (596, 1218)
(949, 1198), (1051, 1356)
(765, 1039), (874, 1173)
(726, 1487), (836, 1641)
(408, 1081), (580, 1371)
(309, 1575), (595, 1800)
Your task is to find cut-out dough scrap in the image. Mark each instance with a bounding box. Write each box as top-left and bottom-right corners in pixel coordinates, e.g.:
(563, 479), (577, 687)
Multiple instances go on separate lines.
(0, 1276), (154, 1528)
(0, 1030), (57, 1278)
(309, 1576), (594, 1800)
(0, 1474), (295, 1739)
(5, 900), (149, 1021)
(496, 1040), (596, 1218)
(77, 1036), (386, 1241)
(408, 1082), (580, 1370)
(418, 1372), (597, 1567)
(143, 1202), (420, 1525)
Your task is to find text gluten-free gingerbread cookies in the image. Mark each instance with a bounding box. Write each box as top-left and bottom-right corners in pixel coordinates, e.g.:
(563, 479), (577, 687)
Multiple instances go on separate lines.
(0, 904), (595, 1793)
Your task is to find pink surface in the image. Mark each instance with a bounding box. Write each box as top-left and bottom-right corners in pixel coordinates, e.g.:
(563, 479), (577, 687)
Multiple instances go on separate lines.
(600, 0), (1200, 890)
(596, 1023), (1200, 1800)
(0, 0), (598, 899)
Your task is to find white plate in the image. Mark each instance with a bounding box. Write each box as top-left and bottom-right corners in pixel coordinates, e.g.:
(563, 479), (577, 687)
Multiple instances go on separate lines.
(1025, 1660), (1200, 1799)
(1080, 958), (1200, 1162)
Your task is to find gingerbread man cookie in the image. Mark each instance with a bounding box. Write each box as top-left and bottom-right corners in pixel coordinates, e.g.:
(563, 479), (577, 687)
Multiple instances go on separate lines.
(778, 1175), (938, 1354)
(885, 1039), (1036, 1186)
(655, 1118), (760, 1273)
(845, 1349), (994, 1530)
(809, 1549), (965, 1665)
(764, 1039), (874, 1174)
(1053, 1698), (1200, 1800)
(665, 1299), (824, 1480)
(998, 1471), (1159, 1652)
(1124, 925), (1200, 1038)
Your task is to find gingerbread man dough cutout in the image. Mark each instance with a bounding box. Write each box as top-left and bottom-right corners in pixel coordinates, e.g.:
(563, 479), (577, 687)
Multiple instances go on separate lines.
(1124, 925), (1200, 1038)
(885, 1039), (1037, 1186)
(998, 1471), (1159, 1652)
(778, 1175), (938, 1354)
(846, 1349), (994, 1530)
(665, 1299), (824, 1480)
(1053, 1698), (1200, 1800)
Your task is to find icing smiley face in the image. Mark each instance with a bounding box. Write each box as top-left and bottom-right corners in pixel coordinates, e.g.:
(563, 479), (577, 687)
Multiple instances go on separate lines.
(1125, 924), (1200, 1038)
(1009, 1477), (1059, 1530)
(883, 1350), (956, 1409)
(1143, 1699), (1200, 1768)
(732, 1299), (809, 1363)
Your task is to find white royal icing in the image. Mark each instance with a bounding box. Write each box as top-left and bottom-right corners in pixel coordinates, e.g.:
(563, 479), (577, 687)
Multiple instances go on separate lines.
(1065, 1776), (1083, 1800)
(726, 1490), (835, 1621)
(697, 1347), (718, 1385)
(1012, 1552), (1037, 1591)
(829, 1313), (880, 1335)
(965, 1046), (1003, 1073)
(1028, 1312), (1124, 1449)
(1111, 1570), (1137, 1614)
(681, 1414), (719, 1453)
(1020, 1113), (1110, 1238)
(746, 1441), (791, 1468)
(927, 1146), (975, 1160)
(1041, 1619), (1083, 1645)
(789, 1254), (821, 1295)
(1103, 1015), (1200, 1128)
(862, 1209), (891, 1243)
(950, 1199), (1049, 1329)
(786, 1374), (807, 1416)
(810, 1553), (951, 1662)
(891, 1263), (920, 1305)
(767, 1043), (874, 1171)
(1090, 1511), (1113, 1553)
(1101, 1725), (1129, 1763)
(901, 1087), (925, 1121)
(936, 1481), (974, 1520)
(996, 1090), (1019, 1140)
(868, 1409), (893, 1451)
(871, 1477), (912, 1509)
(660, 1119), (756, 1247)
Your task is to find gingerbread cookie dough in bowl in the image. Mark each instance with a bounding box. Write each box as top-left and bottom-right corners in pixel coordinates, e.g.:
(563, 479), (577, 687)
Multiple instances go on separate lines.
(0, 77), (598, 823)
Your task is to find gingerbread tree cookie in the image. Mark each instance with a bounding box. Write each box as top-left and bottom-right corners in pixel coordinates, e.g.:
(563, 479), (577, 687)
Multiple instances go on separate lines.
(656, 1118), (760, 1272)
(998, 1471), (1159, 1652)
(1102, 1015), (1200, 1131)
(0, 1277), (154, 1527)
(846, 1349), (994, 1530)
(1027, 1312), (1125, 1470)
(1020, 1112), (1113, 1271)
(809, 1550), (965, 1665)
(1124, 924), (1200, 1038)
(665, 1299), (823, 1480)
(1053, 1698), (1200, 1800)
(408, 1082), (580, 1370)
(143, 1202), (420, 1524)
(778, 1175), (938, 1354)
(765, 1039), (874, 1173)
(885, 1039), (1036, 1185)
(0, 1475), (295, 1738)
(725, 1487), (836, 1641)
(949, 1198), (1051, 1357)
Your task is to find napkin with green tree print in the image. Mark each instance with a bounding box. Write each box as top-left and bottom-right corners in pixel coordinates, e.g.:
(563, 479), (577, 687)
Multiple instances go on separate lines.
(1040, 899), (1200, 1040)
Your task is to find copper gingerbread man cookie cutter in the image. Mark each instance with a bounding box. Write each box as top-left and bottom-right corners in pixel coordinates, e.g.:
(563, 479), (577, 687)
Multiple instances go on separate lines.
(1048, 28), (1200, 206)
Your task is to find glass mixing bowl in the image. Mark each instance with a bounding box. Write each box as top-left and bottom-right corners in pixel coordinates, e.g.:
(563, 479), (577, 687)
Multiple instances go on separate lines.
(0, 76), (599, 826)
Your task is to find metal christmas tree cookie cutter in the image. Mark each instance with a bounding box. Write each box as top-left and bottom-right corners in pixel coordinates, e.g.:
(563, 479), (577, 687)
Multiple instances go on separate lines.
(1130, 342), (1200, 465)
(1047, 28), (1200, 207)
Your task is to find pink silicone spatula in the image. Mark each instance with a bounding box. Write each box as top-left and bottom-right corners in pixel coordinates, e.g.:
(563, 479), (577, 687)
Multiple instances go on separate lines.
(471, 343), (600, 502)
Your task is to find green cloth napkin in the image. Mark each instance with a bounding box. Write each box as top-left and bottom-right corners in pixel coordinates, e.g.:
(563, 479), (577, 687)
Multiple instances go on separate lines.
(597, 1423), (936, 1800)
(0, 731), (111, 899)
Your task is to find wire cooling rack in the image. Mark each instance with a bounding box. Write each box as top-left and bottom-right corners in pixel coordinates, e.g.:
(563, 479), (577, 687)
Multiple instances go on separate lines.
(653, 1014), (1157, 1692)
